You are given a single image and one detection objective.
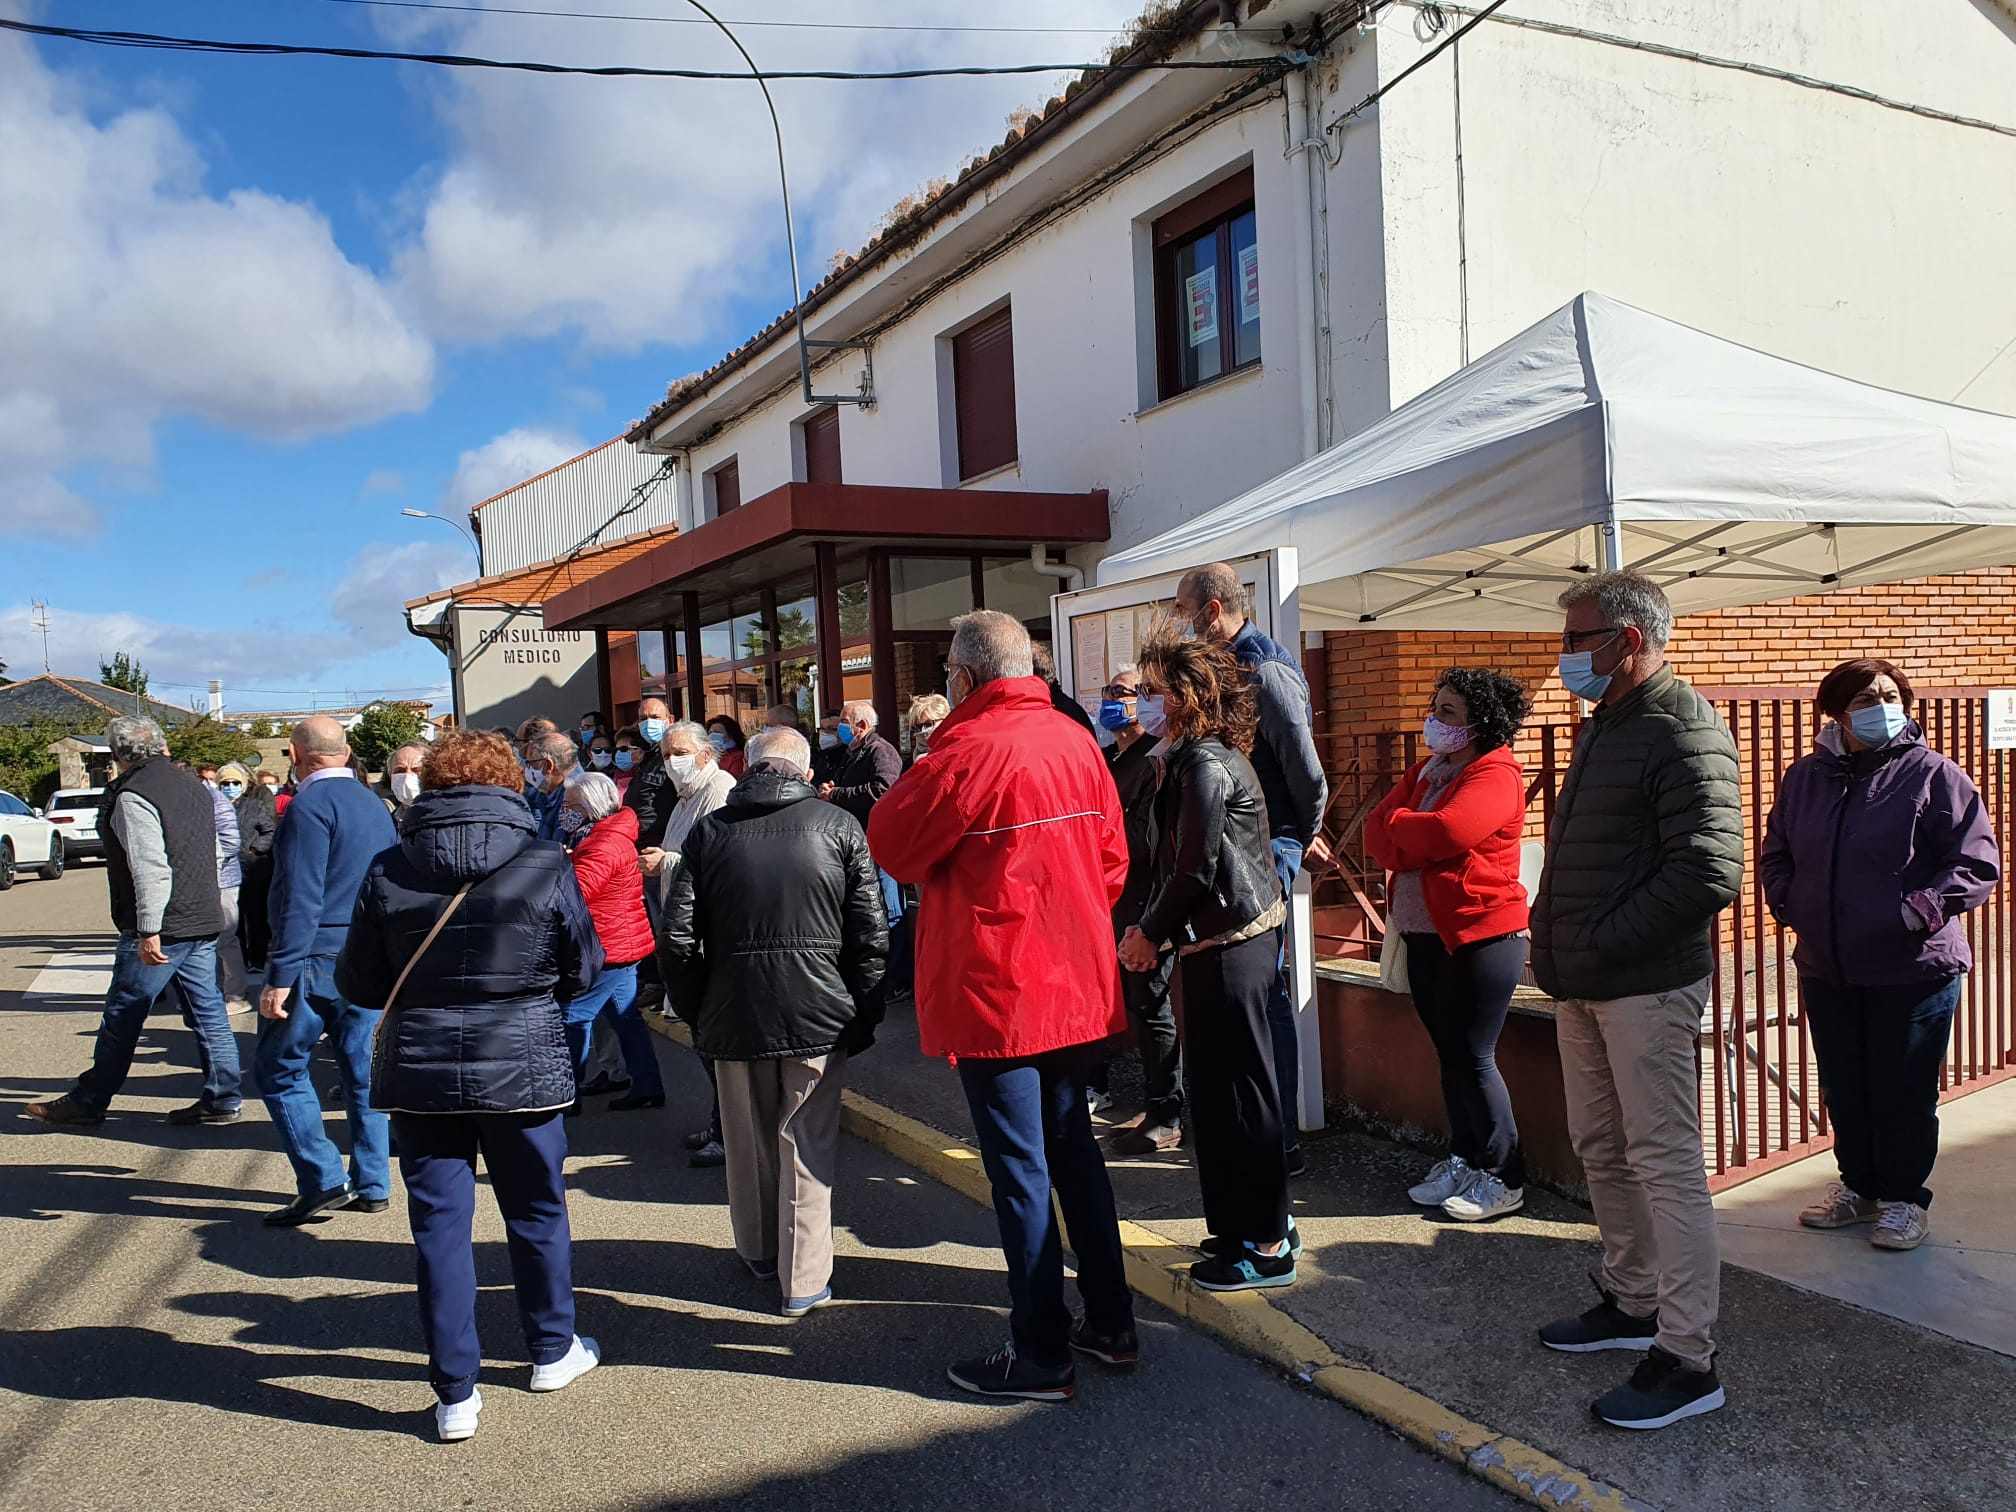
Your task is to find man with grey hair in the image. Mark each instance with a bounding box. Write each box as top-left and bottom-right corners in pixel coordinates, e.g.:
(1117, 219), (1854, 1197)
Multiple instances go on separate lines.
(870, 609), (1136, 1400)
(384, 742), (427, 818)
(1532, 568), (1743, 1429)
(820, 698), (906, 991)
(256, 715), (398, 1226)
(524, 729), (579, 844)
(31, 716), (241, 1128)
(661, 722), (887, 1315)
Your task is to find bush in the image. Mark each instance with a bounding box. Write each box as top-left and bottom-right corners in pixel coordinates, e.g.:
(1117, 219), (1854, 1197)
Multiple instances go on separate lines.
(0, 718), (76, 807)
(166, 717), (260, 772)
(349, 701), (429, 771)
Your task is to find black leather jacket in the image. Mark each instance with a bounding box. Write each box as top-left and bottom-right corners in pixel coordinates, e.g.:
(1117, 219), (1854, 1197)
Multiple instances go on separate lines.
(1139, 737), (1280, 948)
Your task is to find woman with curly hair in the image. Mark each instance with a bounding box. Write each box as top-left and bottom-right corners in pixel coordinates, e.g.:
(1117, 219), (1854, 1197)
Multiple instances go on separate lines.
(1121, 633), (1291, 1292)
(1366, 667), (1533, 1223)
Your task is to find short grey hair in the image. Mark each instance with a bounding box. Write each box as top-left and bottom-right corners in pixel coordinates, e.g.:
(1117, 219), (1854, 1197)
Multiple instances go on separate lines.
(1557, 569), (1673, 651)
(840, 699), (879, 731)
(384, 742), (427, 778)
(664, 719), (711, 756)
(107, 715), (168, 764)
(564, 769), (621, 820)
(949, 609), (1034, 686)
(530, 731), (580, 772)
(747, 727), (812, 776)
(1182, 562), (1249, 621)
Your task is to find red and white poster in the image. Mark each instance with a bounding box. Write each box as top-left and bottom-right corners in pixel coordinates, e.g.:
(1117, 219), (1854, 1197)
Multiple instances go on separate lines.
(1239, 243), (1260, 324)
(1185, 266), (1218, 348)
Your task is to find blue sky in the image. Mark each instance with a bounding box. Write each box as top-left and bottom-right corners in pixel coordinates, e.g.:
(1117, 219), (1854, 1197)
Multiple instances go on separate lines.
(0, 0), (1140, 712)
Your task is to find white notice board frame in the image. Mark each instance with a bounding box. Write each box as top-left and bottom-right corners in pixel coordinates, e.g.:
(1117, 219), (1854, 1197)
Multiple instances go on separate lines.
(1050, 548), (1322, 1133)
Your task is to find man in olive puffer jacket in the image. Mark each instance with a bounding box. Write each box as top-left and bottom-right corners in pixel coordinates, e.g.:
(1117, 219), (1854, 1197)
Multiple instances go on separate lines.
(1531, 570), (1742, 1432)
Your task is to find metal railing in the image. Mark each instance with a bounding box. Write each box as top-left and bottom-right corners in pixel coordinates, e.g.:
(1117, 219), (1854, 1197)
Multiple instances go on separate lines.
(1315, 688), (2016, 1186)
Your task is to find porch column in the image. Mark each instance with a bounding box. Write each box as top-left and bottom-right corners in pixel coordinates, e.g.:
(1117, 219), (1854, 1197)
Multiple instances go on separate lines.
(659, 624), (678, 719)
(682, 591), (705, 721)
(594, 627), (614, 726)
(869, 550), (897, 726)
(814, 542), (844, 712)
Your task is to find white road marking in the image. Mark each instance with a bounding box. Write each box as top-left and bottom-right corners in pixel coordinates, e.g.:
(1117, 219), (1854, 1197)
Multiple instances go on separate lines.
(21, 950), (115, 1001)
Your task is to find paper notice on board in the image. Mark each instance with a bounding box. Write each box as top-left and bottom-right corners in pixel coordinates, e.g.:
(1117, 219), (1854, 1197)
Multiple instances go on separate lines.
(1238, 243), (1260, 324)
(1185, 266), (1218, 348)
(1105, 609), (1137, 673)
(1074, 612), (1107, 699)
(1136, 603), (1164, 651)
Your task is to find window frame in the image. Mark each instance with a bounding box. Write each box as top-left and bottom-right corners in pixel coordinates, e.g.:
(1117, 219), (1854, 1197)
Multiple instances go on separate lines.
(949, 303), (1019, 482)
(1152, 168), (1260, 402)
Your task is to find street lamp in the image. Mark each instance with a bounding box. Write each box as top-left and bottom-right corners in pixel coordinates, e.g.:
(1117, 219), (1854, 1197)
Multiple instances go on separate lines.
(401, 508), (482, 573)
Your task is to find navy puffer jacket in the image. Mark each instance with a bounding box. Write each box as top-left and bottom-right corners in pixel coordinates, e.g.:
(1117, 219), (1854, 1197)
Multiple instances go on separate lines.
(336, 785), (603, 1115)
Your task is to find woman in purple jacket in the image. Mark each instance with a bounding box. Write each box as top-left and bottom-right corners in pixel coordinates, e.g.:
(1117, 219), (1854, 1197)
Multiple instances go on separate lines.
(1761, 659), (2000, 1252)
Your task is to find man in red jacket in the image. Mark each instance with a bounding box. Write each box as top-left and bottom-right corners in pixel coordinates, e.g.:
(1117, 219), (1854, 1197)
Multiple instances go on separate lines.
(870, 610), (1135, 1403)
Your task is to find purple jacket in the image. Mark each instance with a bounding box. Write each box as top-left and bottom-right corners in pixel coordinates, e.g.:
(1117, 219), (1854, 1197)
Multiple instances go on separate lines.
(1761, 724), (2000, 987)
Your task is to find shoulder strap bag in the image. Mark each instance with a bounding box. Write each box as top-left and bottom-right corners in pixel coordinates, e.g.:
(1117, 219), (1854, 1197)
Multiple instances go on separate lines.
(370, 881), (475, 1055)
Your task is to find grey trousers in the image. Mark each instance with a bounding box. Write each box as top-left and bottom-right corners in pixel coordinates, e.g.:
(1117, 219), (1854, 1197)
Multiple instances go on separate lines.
(716, 1051), (848, 1304)
(214, 886), (250, 1003)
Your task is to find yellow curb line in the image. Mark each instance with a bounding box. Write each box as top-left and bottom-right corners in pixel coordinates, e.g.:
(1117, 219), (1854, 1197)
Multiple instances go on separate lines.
(644, 1010), (1650, 1512)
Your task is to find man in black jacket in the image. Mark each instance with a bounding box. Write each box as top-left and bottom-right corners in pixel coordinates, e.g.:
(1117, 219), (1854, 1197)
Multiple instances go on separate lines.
(622, 696), (676, 1010)
(660, 727), (889, 1318)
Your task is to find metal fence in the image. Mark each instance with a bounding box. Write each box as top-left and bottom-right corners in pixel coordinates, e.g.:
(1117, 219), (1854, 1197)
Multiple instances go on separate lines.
(1316, 688), (2016, 1187)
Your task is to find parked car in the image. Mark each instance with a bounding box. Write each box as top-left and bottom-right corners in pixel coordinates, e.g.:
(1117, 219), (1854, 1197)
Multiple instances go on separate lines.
(45, 787), (106, 862)
(0, 790), (64, 888)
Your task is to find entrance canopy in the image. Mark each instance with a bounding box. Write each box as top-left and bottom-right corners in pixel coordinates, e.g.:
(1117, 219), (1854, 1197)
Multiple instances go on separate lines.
(1097, 293), (2016, 630)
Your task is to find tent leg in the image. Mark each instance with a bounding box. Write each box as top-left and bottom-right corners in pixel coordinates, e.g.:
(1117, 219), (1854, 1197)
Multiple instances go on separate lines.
(1602, 506), (1627, 572)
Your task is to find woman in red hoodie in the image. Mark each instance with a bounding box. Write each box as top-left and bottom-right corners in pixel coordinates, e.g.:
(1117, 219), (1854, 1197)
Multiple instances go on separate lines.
(559, 771), (664, 1110)
(1366, 668), (1532, 1224)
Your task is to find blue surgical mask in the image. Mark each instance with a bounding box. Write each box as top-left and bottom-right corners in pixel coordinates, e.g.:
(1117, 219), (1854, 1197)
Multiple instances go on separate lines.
(1137, 694), (1167, 737)
(614, 749), (636, 772)
(708, 731), (730, 754)
(1849, 702), (1909, 747)
(1098, 699), (1134, 733)
(835, 722), (855, 747)
(219, 783), (244, 799)
(1422, 716), (1473, 755)
(1558, 652), (1613, 703)
(639, 718), (666, 745)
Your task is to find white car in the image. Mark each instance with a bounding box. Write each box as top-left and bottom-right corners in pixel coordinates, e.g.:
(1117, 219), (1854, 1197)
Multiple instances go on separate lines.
(45, 788), (106, 862)
(0, 790), (64, 888)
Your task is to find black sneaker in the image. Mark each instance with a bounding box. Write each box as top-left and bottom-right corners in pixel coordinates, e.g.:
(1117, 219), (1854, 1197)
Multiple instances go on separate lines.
(580, 1075), (630, 1097)
(1539, 1290), (1660, 1353)
(1068, 1318), (1139, 1367)
(264, 1184), (355, 1228)
(1591, 1347), (1726, 1429)
(1200, 1218), (1303, 1261)
(1285, 1146), (1309, 1179)
(166, 1102), (242, 1126)
(683, 1128), (714, 1152)
(608, 1093), (666, 1112)
(947, 1343), (1075, 1402)
(1190, 1245), (1296, 1292)
(347, 1195), (390, 1215)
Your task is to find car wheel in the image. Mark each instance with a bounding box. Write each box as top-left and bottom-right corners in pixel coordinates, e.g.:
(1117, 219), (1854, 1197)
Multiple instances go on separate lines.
(0, 840), (14, 891)
(39, 838), (65, 881)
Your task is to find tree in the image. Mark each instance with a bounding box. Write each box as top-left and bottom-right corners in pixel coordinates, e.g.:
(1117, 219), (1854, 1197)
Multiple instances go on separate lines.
(166, 716), (259, 772)
(99, 651), (149, 695)
(0, 717), (78, 807)
(349, 701), (428, 771)
(246, 716), (280, 740)
(0, 654), (10, 685)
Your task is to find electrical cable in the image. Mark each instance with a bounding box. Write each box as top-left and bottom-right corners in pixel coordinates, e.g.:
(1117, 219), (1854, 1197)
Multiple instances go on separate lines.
(0, 16), (1283, 80)
(1326, 0), (1508, 132)
(269, 0), (1193, 36)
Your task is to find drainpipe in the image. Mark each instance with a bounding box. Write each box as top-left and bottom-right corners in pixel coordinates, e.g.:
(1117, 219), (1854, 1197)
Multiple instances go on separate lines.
(675, 447), (697, 531)
(1282, 64), (1330, 461)
(1029, 543), (1083, 592)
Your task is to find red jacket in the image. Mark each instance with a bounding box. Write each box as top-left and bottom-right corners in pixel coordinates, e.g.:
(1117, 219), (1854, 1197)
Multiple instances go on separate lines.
(569, 805), (655, 966)
(1364, 745), (1529, 950)
(869, 676), (1129, 1059)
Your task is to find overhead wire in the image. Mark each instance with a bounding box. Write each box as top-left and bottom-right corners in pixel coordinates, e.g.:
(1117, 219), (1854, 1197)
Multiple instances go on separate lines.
(268, 0), (1199, 37)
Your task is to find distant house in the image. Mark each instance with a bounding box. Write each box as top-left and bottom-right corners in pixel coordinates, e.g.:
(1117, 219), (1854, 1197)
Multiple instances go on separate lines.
(0, 674), (199, 733)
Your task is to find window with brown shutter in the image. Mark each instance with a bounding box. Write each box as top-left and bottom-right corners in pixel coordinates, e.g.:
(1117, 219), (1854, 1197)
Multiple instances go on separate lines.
(710, 457), (741, 518)
(802, 405), (843, 484)
(952, 304), (1018, 481)
(1153, 168), (1261, 401)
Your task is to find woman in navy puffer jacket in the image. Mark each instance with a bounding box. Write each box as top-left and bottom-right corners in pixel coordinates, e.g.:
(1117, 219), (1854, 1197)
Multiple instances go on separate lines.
(335, 730), (606, 1444)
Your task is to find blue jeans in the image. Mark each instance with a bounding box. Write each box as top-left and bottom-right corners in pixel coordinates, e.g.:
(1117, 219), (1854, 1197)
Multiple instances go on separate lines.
(878, 868), (905, 926)
(956, 1046), (1134, 1368)
(1803, 975), (1961, 1209)
(395, 1110), (575, 1405)
(1268, 837), (1304, 1151)
(255, 955), (390, 1201)
(564, 962), (663, 1098)
(73, 934), (241, 1115)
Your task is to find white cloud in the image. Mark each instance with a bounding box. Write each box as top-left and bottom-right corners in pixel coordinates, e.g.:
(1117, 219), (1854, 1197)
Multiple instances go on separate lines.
(0, 600), (355, 699)
(330, 539), (471, 647)
(385, 1), (1145, 351)
(440, 426), (586, 515)
(0, 24), (435, 538)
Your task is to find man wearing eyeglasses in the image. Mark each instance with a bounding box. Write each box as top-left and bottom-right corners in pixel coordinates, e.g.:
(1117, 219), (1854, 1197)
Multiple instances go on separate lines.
(1530, 569), (1743, 1431)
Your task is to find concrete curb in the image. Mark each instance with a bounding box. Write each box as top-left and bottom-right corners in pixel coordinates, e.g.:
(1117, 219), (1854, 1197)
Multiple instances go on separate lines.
(644, 1011), (1651, 1512)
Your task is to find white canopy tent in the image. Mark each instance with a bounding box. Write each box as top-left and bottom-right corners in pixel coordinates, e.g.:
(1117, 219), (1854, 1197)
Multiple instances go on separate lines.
(1097, 293), (2016, 630)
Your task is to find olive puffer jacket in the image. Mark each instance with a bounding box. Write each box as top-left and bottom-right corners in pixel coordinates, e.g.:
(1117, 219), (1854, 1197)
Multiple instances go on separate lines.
(1530, 666), (1744, 1001)
(335, 785), (604, 1115)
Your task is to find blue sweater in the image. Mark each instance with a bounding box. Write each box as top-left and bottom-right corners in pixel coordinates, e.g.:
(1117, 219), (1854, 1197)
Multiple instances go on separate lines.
(265, 773), (399, 992)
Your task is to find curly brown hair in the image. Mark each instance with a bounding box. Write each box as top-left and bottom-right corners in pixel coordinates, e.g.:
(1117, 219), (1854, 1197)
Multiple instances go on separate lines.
(1137, 631), (1258, 752)
(422, 729), (523, 793)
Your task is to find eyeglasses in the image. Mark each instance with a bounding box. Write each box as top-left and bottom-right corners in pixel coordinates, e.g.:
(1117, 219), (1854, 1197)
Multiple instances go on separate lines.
(1102, 684), (1140, 698)
(1560, 626), (1625, 652)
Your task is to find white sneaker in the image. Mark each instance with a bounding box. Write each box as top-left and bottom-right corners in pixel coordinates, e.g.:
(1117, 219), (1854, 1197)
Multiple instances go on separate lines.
(1407, 1156), (1471, 1207)
(436, 1388), (481, 1442)
(1870, 1202), (1930, 1251)
(1442, 1170), (1524, 1223)
(1086, 1088), (1114, 1116)
(226, 997), (256, 1016)
(529, 1335), (600, 1392)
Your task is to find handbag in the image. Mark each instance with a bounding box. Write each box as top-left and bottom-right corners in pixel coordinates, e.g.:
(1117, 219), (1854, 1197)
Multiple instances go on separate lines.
(370, 881), (475, 1052)
(1378, 916), (1410, 995)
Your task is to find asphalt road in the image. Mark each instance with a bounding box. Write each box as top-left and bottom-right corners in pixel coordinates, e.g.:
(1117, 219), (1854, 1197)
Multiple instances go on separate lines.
(1, 865), (1516, 1512)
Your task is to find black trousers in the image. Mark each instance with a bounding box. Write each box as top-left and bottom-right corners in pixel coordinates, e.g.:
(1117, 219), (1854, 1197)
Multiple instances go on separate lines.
(1403, 932), (1527, 1187)
(1803, 975), (1960, 1208)
(1093, 917), (1184, 1126)
(1180, 931), (1289, 1245)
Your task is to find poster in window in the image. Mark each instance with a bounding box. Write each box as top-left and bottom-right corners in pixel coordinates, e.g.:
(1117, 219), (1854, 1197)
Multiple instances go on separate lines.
(1185, 266), (1219, 348)
(1238, 243), (1260, 325)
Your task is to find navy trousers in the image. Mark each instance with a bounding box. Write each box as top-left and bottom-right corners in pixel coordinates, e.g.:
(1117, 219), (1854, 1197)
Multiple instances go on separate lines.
(393, 1110), (576, 1405)
(1803, 975), (1962, 1209)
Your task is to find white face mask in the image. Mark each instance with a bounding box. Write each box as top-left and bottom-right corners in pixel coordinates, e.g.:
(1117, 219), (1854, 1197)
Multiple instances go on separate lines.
(590, 750), (612, 769)
(669, 752), (700, 794)
(818, 732), (840, 750)
(389, 772), (421, 805)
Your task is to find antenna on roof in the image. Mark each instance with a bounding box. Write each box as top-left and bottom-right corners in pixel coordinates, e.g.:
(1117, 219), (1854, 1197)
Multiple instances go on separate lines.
(30, 600), (52, 673)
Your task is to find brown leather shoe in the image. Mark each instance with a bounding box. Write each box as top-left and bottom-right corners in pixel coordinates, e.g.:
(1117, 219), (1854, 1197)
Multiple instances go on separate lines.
(27, 1095), (105, 1126)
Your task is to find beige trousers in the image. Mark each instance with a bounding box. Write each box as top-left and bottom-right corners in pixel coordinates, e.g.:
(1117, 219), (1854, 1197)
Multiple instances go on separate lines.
(1554, 980), (1719, 1370)
(715, 1051), (847, 1303)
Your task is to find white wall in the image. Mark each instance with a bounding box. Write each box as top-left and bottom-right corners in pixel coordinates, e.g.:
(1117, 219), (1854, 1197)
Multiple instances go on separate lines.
(1364, 0), (2016, 414)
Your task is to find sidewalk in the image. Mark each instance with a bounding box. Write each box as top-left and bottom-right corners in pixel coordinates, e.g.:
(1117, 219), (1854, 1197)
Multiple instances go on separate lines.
(843, 997), (2016, 1512)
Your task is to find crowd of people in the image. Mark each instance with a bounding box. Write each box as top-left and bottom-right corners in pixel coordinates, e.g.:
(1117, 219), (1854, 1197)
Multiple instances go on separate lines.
(22, 562), (2002, 1440)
